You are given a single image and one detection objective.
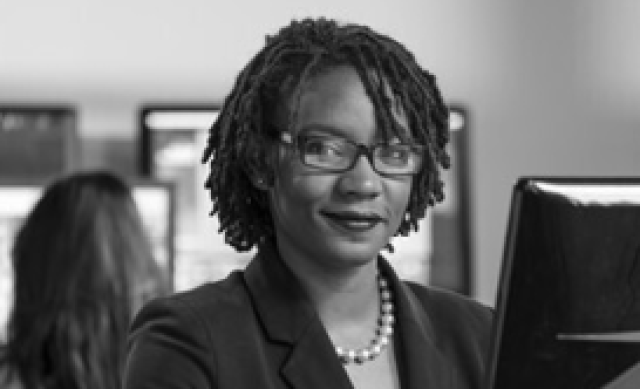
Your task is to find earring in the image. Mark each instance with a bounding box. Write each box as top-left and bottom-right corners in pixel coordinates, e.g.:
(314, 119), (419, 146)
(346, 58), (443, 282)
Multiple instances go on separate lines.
(254, 177), (268, 190)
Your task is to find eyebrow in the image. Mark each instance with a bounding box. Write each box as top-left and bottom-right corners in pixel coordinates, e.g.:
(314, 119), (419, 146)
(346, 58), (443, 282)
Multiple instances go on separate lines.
(298, 133), (410, 148)
(296, 124), (351, 138)
(297, 123), (406, 140)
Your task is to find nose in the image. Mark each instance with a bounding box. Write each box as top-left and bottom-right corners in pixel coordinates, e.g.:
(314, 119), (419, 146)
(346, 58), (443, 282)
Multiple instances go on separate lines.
(336, 154), (382, 199)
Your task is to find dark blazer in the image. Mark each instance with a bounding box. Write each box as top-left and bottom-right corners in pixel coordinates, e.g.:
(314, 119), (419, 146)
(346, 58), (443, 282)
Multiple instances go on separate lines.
(124, 245), (492, 389)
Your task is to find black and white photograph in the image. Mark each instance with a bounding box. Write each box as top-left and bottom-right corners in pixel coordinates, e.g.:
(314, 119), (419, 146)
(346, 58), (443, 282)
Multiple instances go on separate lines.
(1, 2), (639, 388)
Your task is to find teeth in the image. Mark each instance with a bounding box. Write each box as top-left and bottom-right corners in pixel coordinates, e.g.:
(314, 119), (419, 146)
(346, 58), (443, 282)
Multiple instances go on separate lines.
(331, 214), (378, 221)
(332, 218), (378, 229)
(344, 220), (374, 226)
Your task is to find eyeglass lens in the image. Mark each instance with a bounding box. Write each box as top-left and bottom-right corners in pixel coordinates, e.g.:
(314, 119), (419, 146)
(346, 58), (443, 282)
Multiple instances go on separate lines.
(299, 136), (421, 174)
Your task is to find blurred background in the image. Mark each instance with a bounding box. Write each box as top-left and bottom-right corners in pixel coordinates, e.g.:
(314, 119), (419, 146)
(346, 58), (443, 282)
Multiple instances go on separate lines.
(0, 0), (639, 311)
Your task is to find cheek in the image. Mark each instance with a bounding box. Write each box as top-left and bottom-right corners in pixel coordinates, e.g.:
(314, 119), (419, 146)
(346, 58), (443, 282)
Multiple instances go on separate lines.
(282, 176), (336, 206)
(387, 180), (413, 222)
(271, 160), (334, 213)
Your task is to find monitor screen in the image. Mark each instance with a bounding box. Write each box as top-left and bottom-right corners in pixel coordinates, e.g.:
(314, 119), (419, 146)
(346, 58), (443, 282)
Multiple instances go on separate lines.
(0, 106), (78, 178)
(0, 178), (175, 341)
(140, 105), (254, 292)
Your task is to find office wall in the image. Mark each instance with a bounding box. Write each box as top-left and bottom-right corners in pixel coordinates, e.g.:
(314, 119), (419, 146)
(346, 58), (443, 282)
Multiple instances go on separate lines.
(1, 1), (639, 305)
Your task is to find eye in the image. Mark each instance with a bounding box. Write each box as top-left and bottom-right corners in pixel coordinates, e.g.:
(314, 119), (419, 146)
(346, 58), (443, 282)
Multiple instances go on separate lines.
(303, 138), (346, 158)
(376, 145), (414, 167)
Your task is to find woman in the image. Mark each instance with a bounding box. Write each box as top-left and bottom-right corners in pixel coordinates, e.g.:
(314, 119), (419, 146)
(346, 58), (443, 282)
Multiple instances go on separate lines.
(124, 18), (492, 388)
(0, 171), (169, 389)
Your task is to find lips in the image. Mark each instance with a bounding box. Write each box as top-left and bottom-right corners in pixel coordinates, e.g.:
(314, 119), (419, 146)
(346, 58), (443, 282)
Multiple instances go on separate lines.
(322, 210), (385, 232)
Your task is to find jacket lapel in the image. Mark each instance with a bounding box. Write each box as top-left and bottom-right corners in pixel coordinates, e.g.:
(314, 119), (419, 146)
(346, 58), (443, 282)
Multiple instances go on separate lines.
(244, 245), (353, 389)
(280, 318), (354, 389)
(381, 258), (455, 389)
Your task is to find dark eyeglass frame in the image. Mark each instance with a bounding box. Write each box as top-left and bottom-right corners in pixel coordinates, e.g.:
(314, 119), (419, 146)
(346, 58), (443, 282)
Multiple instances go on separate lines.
(279, 132), (425, 176)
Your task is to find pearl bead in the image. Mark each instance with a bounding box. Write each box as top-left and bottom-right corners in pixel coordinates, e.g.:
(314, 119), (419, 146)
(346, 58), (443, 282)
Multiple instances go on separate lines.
(380, 314), (394, 325)
(378, 325), (393, 336)
(333, 275), (395, 365)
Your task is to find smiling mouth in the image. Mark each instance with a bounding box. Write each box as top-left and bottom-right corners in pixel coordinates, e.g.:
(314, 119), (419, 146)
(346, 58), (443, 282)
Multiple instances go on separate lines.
(322, 211), (384, 232)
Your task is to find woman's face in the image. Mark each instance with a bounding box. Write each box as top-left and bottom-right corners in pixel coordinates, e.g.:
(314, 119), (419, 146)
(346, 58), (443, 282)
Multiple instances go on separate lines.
(267, 65), (413, 273)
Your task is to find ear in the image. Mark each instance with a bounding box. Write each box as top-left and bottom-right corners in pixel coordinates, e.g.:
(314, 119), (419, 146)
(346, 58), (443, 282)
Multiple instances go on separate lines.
(244, 141), (277, 191)
(245, 148), (276, 191)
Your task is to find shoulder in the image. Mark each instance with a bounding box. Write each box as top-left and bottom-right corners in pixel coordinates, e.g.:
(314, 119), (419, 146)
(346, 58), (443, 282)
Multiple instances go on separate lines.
(161, 271), (249, 313)
(124, 271), (253, 388)
(403, 281), (494, 350)
(129, 270), (251, 340)
(405, 282), (493, 326)
(401, 282), (494, 385)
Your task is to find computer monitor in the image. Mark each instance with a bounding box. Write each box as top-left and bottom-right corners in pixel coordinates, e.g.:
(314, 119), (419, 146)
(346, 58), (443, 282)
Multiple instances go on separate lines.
(0, 106), (78, 179)
(0, 178), (175, 341)
(139, 105), (254, 292)
(486, 177), (640, 388)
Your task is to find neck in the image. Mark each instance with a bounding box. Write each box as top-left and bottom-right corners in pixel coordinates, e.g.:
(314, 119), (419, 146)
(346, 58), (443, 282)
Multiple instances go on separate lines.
(310, 269), (383, 354)
(313, 266), (380, 327)
(280, 252), (380, 318)
(275, 243), (382, 348)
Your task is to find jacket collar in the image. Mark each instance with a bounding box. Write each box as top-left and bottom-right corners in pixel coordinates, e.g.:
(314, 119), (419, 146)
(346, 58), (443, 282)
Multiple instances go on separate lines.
(244, 244), (454, 389)
(380, 259), (455, 388)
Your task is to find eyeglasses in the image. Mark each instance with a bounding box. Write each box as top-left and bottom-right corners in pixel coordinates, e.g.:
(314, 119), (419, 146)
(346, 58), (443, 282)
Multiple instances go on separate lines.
(279, 132), (425, 176)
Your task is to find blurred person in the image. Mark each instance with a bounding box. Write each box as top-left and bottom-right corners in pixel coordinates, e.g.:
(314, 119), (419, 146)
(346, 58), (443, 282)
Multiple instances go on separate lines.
(0, 170), (169, 389)
(125, 17), (492, 389)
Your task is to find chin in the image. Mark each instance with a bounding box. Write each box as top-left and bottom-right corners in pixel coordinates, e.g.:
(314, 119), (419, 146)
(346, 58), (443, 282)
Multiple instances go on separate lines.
(326, 240), (385, 266)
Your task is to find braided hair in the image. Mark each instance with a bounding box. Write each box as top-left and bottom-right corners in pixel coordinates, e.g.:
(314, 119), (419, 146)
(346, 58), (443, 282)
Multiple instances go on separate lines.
(202, 17), (450, 253)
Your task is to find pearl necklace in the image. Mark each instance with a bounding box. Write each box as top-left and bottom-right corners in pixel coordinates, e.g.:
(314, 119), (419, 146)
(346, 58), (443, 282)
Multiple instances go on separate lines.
(335, 275), (395, 364)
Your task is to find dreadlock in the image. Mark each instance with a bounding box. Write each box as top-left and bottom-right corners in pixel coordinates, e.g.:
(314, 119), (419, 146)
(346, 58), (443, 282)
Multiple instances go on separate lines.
(202, 17), (450, 252)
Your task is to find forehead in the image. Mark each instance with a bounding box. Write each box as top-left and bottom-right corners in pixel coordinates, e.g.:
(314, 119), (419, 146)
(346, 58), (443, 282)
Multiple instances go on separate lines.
(276, 65), (409, 138)
(297, 66), (371, 126)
